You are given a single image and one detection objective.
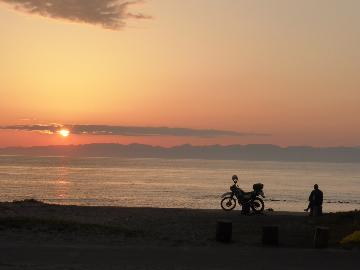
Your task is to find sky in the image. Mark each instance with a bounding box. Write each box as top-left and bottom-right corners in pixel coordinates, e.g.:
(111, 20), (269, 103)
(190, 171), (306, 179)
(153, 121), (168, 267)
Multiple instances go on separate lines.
(0, 0), (359, 147)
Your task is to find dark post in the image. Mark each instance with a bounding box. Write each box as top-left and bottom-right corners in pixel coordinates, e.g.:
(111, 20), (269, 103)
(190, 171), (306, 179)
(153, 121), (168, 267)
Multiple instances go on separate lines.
(314, 226), (329, 248)
(216, 220), (232, 243)
(262, 226), (279, 246)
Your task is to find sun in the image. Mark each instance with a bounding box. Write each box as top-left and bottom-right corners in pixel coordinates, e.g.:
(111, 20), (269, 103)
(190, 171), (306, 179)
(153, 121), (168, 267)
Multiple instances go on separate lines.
(59, 129), (70, 137)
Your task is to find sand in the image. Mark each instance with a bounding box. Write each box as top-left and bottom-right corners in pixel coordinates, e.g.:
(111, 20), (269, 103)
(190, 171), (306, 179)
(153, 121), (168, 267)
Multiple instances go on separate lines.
(0, 200), (358, 269)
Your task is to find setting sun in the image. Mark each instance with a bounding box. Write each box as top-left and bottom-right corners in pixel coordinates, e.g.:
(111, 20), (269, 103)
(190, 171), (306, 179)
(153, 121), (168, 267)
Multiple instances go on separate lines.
(59, 129), (70, 137)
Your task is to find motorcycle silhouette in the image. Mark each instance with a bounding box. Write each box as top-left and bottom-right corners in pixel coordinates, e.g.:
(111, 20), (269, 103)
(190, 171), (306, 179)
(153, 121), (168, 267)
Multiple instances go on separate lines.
(220, 175), (265, 213)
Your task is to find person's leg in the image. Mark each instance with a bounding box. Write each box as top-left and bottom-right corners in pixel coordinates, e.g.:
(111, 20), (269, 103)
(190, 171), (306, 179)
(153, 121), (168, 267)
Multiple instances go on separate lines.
(316, 204), (322, 216)
(309, 202), (315, 216)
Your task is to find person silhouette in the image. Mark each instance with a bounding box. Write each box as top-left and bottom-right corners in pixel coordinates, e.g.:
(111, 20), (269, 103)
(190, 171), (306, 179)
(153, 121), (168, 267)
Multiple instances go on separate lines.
(304, 184), (323, 216)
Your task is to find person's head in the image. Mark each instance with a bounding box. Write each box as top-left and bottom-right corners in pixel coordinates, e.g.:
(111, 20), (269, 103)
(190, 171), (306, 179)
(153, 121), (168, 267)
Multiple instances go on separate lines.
(232, 175), (238, 182)
(314, 184), (319, 190)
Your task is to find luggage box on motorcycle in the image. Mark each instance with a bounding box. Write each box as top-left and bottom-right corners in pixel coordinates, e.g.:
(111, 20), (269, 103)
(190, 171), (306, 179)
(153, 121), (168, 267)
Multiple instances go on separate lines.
(253, 183), (264, 192)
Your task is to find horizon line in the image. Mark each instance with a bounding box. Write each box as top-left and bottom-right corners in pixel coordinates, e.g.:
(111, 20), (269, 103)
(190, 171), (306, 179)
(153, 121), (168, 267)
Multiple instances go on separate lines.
(1, 142), (360, 150)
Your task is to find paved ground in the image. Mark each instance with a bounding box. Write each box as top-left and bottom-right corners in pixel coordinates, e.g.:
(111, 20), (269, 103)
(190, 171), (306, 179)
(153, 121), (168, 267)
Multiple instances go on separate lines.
(0, 244), (358, 270)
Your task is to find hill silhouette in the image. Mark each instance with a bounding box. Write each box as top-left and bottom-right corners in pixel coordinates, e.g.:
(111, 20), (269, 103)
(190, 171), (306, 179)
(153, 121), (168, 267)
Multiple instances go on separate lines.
(1, 143), (360, 162)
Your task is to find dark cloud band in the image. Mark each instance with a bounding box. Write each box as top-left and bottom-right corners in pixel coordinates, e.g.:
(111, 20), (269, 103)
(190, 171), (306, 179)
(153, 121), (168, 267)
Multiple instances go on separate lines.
(0, 0), (151, 30)
(0, 124), (269, 138)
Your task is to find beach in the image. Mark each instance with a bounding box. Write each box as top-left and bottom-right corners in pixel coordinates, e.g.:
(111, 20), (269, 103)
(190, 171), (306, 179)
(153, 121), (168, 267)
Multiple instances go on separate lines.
(0, 200), (358, 269)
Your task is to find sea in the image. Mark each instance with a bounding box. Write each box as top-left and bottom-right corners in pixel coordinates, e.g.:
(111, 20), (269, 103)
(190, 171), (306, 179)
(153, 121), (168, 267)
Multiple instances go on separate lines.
(0, 155), (359, 212)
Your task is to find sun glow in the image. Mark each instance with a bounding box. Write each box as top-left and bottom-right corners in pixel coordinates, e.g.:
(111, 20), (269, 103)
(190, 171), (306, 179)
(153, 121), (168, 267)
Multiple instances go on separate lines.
(59, 129), (70, 137)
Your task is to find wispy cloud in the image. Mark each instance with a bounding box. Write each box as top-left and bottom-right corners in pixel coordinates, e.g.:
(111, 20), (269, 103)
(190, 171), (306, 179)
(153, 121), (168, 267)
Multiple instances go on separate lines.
(0, 0), (151, 30)
(0, 124), (269, 137)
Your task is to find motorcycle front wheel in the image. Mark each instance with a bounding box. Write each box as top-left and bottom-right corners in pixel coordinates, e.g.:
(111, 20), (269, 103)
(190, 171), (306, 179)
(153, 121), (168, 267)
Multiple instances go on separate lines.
(221, 196), (236, 211)
(251, 197), (265, 213)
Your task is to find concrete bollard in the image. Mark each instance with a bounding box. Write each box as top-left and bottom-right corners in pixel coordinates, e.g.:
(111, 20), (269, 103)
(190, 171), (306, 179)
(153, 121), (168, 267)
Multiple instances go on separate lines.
(262, 226), (279, 246)
(314, 226), (329, 248)
(216, 220), (232, 243)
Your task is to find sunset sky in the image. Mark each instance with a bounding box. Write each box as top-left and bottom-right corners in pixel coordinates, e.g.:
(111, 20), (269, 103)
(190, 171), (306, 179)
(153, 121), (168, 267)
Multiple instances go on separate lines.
(0, 0), (359, 147)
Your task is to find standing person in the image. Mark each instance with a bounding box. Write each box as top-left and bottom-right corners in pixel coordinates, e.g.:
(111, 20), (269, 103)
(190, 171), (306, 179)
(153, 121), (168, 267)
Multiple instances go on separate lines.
(304, 184), (323, 216)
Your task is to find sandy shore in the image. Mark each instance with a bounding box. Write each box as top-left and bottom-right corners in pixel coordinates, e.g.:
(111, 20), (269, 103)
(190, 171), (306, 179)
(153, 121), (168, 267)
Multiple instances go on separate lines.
(0, 200), (358, 269)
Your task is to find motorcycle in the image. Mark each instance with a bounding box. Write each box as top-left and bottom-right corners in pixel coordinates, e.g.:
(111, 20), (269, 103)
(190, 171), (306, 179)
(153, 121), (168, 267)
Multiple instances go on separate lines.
(220, 177), (265, 213)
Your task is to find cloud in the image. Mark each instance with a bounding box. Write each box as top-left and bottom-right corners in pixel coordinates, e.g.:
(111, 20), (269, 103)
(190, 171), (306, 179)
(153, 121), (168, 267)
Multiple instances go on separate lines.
(0, 124), (269, 138)
(0, 0), (151, 30)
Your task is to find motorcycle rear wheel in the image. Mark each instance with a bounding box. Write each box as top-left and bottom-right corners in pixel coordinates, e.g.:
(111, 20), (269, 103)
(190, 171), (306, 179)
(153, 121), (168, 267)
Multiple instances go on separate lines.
(251, 197), (265, 213)
(221, 196), (236, 211)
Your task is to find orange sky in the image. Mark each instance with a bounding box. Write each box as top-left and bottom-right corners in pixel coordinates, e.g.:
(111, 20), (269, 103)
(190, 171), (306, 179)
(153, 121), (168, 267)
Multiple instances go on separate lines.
(0, 0), (359, 147)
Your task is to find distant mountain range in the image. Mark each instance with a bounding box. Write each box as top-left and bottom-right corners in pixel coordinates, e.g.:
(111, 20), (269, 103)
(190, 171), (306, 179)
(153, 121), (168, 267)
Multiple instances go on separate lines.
(1, 143), (360, 163)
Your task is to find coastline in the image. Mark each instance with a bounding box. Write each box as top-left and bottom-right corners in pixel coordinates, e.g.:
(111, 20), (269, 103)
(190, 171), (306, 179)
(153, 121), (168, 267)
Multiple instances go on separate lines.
(0, 200), (358, 269)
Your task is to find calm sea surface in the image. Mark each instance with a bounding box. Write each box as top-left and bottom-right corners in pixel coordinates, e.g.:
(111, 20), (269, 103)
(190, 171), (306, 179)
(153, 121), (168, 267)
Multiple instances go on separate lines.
(0, 156), (359, 212)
